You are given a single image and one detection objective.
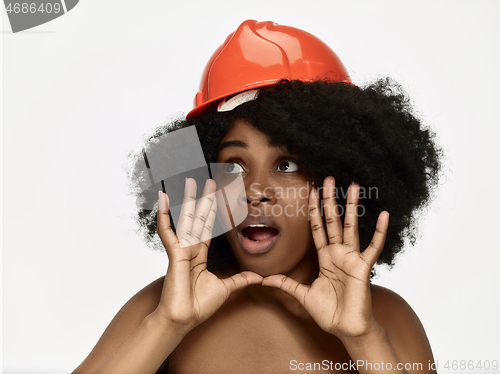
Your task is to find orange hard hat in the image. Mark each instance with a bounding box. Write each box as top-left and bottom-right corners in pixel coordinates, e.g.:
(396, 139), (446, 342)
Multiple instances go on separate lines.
(186, 20), (351, 118)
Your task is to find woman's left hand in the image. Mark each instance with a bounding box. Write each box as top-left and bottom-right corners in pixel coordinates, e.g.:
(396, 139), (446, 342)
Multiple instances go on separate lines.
(262, 176), (389, 340)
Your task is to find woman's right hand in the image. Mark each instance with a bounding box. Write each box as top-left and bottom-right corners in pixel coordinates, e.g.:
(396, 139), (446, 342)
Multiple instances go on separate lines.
(153, 178), (262, 332)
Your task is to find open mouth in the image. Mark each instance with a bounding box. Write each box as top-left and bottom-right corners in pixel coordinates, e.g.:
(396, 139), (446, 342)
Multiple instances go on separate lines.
(237, 221), (280, 255)
(242, 224), (280, 242)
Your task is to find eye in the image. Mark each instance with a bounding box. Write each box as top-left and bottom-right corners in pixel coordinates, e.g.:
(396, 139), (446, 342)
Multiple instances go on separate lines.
(277, 159), (299, 173)
(224, 162), (243, 175)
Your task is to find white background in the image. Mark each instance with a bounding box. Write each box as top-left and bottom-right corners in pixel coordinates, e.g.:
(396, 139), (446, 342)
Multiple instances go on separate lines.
(2, 1), (499, 373)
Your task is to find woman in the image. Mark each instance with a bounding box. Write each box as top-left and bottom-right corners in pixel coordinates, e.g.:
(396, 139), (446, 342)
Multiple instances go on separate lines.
(73, 20), (441, 373)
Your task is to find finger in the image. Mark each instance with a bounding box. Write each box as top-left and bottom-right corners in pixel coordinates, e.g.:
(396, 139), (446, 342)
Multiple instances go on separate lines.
(157, 191), (180, 256)
(200, 190), (217, 244)
(262, 275), (310, 308)
(362, 211), (389, 266)
(309, 187), (328, 251)
(322, 177), (343, 245)
(221, 271), (263, 296)
(176, 178), (197, 246)
(343, 183), (360, 249)
(190, 180), (216, 244)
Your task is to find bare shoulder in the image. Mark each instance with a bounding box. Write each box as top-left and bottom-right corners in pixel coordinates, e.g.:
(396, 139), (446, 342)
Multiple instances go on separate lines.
(371, 284), (426, 336)
(72, 276), (165, 374)
(371, 284), (436, 371)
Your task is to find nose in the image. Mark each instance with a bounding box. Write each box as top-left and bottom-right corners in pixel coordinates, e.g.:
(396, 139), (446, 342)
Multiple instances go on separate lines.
(246, 195), (271, 207)
(243, 170), (277, 207)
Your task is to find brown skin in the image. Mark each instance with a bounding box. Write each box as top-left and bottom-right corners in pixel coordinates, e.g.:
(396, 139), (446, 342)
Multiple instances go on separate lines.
(72, 120), (436, 374)
(217, 120), (318, 280)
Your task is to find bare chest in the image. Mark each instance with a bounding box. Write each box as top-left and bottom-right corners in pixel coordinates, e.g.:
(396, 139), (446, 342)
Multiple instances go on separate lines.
(167, 301), (356, 374)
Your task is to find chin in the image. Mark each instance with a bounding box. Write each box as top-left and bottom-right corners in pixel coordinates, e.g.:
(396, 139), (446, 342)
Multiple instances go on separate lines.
(240, 261), (285, 278)
(232, 246), (306, 278)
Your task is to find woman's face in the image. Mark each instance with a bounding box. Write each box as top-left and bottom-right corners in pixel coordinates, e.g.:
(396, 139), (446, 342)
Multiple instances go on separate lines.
(216, 119), (317, 278)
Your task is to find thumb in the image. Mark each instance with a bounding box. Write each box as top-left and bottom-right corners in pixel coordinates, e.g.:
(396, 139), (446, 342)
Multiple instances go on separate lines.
(221, 271), (263, 296)
(262, 275), (310, 307)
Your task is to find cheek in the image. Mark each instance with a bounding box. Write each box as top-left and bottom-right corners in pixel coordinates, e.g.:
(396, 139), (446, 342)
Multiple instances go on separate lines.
(214, 176), (248, 235)
(280, 196), (314, 243)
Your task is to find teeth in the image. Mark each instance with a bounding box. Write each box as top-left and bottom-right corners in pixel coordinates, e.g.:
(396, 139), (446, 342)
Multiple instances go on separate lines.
(242, 224), (271, 239)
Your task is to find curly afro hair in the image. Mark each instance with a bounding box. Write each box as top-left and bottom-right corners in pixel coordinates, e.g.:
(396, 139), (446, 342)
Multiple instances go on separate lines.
(127, 79), (443, 274)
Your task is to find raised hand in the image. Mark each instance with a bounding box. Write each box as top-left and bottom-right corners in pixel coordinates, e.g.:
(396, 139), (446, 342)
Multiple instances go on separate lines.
(153, 178), (262, 331)
(263, 176), (389, 339)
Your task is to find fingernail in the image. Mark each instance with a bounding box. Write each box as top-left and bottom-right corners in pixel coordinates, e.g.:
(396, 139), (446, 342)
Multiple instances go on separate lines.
(158, 191), (167, 211)
(312, 188), (318, 199)
(326, 176), (333, 188)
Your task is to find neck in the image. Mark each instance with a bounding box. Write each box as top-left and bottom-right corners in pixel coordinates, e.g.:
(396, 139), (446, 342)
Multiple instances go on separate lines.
(241, 246), (319, 317)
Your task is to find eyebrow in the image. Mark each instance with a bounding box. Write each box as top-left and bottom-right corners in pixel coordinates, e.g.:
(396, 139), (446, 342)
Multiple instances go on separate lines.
(218, 140), (248, 152)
